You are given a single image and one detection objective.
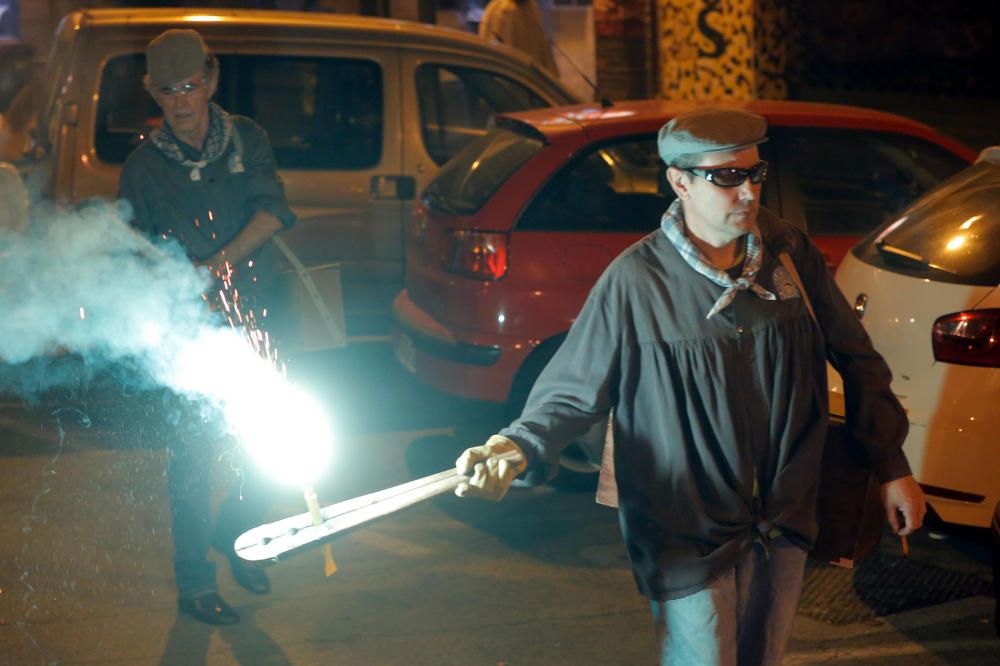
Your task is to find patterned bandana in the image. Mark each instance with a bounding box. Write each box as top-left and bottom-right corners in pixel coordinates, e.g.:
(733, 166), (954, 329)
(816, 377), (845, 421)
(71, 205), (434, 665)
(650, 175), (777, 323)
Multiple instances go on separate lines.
(660, 199), (776, 319)
(150, 102), (244, 181)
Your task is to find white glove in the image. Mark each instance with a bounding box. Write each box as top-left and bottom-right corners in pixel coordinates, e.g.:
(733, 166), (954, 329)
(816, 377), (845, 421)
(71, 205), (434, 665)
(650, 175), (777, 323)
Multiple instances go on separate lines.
(454, 435), (527, 501)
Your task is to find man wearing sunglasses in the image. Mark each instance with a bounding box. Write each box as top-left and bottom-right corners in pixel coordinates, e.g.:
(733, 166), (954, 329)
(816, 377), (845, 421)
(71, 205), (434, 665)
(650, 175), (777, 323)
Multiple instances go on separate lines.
(118, 29), (296, 626)
(453, 107), (925, 664)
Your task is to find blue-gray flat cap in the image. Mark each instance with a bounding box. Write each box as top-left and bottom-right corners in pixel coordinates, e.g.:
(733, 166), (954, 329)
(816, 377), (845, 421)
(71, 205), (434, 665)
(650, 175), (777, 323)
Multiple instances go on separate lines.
(658, 108), (768, 165)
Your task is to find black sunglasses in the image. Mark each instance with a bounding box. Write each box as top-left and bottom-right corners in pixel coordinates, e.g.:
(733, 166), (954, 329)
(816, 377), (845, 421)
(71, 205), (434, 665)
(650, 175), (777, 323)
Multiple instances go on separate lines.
(683, 160), (768, 188)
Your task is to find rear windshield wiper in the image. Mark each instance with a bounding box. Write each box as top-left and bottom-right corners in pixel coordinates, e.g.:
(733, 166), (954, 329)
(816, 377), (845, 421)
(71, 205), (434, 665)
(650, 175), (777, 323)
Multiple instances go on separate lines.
(876, 241), (956, 275)
(422, 189), (459, 215)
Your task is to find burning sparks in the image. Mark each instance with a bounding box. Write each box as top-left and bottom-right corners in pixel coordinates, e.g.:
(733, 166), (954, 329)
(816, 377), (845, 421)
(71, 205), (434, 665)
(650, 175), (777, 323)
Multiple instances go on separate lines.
(6, 197), (332, 491)
(167, 326), (332, 486)
(196, 259), (331, 485)
(202, 256), (337, 568)
(209, 261), (278, 364)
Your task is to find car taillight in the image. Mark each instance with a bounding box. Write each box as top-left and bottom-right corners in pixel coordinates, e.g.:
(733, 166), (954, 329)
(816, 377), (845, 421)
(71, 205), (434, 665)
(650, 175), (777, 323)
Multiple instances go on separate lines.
(932, 309), (1000, 367)
(444, 230), (508, 280)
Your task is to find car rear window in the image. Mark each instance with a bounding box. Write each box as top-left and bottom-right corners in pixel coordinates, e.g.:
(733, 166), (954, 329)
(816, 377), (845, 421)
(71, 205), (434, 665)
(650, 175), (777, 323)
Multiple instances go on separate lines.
(421, 125), (544, 215)
(515, 135), (775, 233)
(517, 135), (670, 233)
(853, 161), (1000, 286)
(777, 127), (969, 236)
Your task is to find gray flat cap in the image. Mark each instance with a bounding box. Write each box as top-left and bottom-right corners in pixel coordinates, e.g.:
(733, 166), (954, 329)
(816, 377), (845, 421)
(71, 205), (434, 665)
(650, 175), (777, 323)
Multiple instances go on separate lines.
(658, 108), (768, 165)
(146, 29), (212, 88)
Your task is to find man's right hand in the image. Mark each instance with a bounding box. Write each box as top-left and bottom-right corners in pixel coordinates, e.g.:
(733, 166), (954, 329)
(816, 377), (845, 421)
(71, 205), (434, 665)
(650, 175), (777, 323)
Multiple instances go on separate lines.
(455, 435), (527, 501)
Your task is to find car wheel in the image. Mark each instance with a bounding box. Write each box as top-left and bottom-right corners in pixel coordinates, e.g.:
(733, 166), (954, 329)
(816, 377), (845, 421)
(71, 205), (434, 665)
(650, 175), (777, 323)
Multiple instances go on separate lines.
(506, 337), (605, 475)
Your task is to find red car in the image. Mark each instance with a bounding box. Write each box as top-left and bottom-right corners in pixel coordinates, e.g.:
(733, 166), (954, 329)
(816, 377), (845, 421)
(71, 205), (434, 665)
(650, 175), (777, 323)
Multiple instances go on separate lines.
(392, 99), (974, 469)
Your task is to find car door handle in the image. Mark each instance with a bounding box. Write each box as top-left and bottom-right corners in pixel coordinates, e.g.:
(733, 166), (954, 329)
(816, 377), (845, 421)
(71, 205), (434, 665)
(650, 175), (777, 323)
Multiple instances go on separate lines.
(371, 175), (416, 201)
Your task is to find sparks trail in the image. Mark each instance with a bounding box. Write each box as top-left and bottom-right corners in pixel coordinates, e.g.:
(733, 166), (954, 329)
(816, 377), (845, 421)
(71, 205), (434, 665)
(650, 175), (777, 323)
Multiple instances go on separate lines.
(204, 258), (287, 500)
(209, 259), (283, 375)
(13, 407), (91, 666)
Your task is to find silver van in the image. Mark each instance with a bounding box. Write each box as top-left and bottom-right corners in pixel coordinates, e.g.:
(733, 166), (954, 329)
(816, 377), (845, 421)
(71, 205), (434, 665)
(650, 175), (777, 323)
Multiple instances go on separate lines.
(23, 8), (576, 340)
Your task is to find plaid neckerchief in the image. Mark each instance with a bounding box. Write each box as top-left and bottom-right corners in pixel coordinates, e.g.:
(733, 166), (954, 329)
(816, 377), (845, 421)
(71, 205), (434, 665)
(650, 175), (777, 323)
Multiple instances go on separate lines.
(660, 199), (776, 319)
(151, 102), (244, 181)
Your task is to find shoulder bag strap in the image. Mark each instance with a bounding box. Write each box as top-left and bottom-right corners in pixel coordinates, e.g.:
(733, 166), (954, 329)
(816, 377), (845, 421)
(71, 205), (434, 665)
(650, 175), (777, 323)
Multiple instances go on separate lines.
(779, 252), (818, 327)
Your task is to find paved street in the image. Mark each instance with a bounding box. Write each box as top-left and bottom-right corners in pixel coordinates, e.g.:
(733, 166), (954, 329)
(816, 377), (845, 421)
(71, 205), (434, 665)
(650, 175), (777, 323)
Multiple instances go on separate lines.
(0, 344), (997, 665)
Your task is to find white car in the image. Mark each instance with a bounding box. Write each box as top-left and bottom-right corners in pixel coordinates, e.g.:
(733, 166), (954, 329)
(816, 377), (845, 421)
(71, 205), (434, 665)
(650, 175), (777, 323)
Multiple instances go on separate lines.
(831, 149), (1000, 528)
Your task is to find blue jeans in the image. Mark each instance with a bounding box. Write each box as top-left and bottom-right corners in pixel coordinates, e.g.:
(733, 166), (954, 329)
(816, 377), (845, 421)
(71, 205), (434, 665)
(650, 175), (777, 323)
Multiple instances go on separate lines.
(650, 536), (807, 666)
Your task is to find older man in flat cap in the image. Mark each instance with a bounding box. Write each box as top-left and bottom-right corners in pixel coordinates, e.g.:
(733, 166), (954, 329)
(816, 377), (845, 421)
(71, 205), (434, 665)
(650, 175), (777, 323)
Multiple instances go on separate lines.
(118, 29), (295, 625)
(453, 107), (925, 664)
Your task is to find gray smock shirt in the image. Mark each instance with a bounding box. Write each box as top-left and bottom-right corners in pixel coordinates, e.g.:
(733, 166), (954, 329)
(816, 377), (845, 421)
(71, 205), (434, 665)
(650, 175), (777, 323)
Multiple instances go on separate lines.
(119, 115), (295, 289)
(501, 204), (911, 601)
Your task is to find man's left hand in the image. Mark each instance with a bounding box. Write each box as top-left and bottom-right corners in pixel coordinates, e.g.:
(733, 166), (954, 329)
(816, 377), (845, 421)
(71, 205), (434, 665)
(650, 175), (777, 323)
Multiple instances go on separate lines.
(881, 475), (926, 536)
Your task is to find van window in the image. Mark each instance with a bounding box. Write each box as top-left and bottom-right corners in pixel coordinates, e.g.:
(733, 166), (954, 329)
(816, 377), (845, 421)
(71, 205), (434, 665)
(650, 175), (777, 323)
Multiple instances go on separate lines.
(778, 128), (968, 236)
(415, 64), (548, 166)
(95, 54), (383, 170)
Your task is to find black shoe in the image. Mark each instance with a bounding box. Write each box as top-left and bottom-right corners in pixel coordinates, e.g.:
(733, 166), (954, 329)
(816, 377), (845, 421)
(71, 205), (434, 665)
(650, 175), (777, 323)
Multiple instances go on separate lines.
(178, 592), (240, 625)
(229, 557), (271, 595)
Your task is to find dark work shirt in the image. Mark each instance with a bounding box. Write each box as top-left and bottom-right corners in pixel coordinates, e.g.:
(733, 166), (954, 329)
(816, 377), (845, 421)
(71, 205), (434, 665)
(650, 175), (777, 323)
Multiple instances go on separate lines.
(501, 207), (910, 601)
(118, 115), (295, 289)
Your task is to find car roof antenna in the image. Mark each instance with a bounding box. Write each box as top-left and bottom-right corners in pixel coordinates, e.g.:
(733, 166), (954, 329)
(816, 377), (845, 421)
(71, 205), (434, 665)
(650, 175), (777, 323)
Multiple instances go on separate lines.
(549, 37), (613, 108)
(491, 31), (613, 108)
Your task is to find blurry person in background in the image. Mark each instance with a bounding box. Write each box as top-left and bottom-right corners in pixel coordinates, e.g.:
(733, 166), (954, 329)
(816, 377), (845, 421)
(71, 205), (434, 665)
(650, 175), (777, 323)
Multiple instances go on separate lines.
(460, 0), (486, 33)
(0, 76), (39, 161)
(0, 161), (28, 236)
(0, 39), (40, 162)
(118, 28), (295, 626)
(0, 38), (35, 111)
(479, 0), (558, 78)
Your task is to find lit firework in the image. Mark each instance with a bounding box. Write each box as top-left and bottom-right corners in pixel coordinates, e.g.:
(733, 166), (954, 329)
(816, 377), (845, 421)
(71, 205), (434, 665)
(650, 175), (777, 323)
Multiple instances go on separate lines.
(201, 256), (337, 573)
(7, 197), (335, 552)
(193, 257), (332, 480)
(168, 323), (333, 488)
(3, 199), (333, 490)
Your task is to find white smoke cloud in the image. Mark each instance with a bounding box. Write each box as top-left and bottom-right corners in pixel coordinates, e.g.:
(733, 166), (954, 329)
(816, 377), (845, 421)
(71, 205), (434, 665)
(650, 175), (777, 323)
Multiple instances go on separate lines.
(0, 191), (271, 411)
(0, 198), (214, 367)
(0, 195), (332, 485)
